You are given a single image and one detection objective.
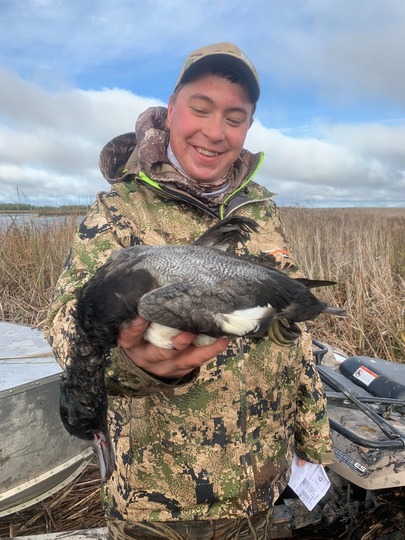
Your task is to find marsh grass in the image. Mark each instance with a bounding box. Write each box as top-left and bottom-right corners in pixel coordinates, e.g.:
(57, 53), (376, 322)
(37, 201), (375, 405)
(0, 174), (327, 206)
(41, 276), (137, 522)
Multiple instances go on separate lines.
(0, 214), (81, 327)
(0, 461), (104, 537)
(280, 207), (405, 361)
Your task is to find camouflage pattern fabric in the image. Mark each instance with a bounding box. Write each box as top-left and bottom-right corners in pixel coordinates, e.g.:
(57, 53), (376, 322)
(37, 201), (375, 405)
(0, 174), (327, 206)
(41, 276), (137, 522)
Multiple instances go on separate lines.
(45, 107), (333, 530)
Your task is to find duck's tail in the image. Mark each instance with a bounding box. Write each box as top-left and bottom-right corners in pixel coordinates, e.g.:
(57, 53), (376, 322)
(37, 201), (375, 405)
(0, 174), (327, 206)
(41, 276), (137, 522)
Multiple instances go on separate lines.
(193, 216), (259, 251)
(323, 305), (347, 317)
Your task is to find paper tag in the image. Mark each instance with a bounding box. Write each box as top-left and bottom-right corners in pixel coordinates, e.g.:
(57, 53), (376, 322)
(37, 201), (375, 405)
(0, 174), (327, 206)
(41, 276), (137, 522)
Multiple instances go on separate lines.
(353, 365), (377, 386)
(288, 454), (331, 511)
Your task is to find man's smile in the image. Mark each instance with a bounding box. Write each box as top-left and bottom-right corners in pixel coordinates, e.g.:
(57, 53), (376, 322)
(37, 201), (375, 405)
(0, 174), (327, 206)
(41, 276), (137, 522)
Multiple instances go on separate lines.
(194, 146), (221, 157)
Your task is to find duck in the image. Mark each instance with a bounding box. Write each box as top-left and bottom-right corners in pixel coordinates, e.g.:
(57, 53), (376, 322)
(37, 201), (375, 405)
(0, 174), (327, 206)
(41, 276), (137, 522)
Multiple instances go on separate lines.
(60, 216), (346, 482)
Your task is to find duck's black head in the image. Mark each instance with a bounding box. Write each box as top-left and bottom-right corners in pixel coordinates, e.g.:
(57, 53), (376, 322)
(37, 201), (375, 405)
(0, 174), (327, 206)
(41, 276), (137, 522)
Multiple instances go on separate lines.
(59, 365), (107, 441)
(75, 264), (157, 356)
(59, 348), (116, 482)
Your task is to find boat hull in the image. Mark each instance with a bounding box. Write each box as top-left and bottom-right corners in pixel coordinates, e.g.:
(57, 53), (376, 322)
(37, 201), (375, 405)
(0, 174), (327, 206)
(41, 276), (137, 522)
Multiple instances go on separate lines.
(0, 372), (93, 517)
(0, 322), (93, 518)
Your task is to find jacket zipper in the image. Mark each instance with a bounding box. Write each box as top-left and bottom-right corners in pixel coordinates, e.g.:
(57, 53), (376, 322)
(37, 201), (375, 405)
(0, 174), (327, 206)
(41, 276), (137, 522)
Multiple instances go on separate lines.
(219, 152), (265, 219)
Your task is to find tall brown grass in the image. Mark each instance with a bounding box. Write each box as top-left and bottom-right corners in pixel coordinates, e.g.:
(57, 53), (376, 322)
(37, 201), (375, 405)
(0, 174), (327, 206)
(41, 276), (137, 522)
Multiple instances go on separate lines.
(0, 207), (404, 361)
(0, 214), (80, 327)
(280, 207), (405, 362)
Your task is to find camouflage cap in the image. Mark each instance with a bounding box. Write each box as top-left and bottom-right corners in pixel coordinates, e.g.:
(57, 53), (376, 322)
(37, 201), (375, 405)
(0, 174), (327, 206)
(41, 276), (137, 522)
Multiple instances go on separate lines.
(175, 42), (260, 103)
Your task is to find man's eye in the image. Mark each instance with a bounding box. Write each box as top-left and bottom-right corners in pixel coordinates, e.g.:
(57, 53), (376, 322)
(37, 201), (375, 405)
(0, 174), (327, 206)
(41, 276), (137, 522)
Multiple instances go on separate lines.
(192, 107), (208, 115)
(227, 118), (244, 126)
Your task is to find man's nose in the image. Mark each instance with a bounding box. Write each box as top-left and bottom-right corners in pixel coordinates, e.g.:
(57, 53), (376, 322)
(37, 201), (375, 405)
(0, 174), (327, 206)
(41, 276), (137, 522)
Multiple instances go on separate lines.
(201, 116), (225, 141)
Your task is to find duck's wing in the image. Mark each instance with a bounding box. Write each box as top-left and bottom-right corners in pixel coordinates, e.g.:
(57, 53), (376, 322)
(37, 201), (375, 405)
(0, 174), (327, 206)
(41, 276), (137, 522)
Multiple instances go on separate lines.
(137, 280), (276, 341)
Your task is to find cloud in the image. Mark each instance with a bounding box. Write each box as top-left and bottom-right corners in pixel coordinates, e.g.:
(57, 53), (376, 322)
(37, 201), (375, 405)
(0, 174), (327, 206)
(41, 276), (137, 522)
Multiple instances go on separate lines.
(246, 120), (405, 206)
(0, 0), (256, 88)
(252, 0), (405, 108)
(3, 1), (404, 107)
(0, 68), (162, 205)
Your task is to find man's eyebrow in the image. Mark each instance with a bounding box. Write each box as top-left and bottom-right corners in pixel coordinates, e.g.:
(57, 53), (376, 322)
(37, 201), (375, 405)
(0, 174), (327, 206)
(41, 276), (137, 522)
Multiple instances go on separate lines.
(189, 93), (250, 115)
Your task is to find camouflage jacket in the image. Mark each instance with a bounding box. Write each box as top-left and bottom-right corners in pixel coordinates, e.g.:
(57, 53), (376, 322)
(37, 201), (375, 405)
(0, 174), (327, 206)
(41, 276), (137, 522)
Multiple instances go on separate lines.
(45, 107), (333, 524)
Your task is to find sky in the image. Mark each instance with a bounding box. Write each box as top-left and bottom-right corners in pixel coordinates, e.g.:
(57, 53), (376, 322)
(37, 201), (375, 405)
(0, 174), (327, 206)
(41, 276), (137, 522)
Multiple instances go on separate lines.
(1, 0), (405, 208)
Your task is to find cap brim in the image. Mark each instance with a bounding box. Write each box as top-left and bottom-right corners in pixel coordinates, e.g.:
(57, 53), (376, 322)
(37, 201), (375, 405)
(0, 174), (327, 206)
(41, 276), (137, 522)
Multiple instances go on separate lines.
(178, 54), (260, 103)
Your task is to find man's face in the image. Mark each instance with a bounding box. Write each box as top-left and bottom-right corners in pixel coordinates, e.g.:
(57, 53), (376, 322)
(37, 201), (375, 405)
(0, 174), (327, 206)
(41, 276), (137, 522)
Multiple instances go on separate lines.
(167, 72), (254, 184)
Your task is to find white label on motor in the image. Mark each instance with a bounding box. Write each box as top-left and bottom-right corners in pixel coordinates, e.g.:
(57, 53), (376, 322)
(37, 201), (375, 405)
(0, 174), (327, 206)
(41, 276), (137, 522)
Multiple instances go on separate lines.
(353, 365), (377, 386)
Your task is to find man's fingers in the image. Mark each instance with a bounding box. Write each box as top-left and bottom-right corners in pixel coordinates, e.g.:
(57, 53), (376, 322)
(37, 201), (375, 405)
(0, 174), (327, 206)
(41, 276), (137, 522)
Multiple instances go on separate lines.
(120, 330), (231, 379)
(171, 331), (199, 351)
(117, 316), (149, 348)
(171, 338), (230, 372)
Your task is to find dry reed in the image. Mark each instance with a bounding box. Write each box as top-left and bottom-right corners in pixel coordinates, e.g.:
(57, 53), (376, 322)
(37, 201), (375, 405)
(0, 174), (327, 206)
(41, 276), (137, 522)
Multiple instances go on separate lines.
(279, 207), (404, 362)
(282, 208), (405, 362)
(0, 461), (105, 537)
(0, 214), (80, 328)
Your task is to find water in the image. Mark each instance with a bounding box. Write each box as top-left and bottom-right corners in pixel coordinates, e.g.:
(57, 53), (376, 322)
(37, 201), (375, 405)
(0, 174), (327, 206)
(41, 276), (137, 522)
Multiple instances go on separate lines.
(0, 213), (84, 229)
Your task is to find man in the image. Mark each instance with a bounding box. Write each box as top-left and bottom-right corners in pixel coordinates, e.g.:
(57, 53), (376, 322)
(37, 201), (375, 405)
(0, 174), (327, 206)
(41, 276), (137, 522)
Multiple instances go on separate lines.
(46, 42), (333, 540)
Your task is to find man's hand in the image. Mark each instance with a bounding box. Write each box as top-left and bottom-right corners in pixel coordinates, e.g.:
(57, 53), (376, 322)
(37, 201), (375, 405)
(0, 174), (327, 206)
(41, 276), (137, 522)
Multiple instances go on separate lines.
(117, 316), (230, 379)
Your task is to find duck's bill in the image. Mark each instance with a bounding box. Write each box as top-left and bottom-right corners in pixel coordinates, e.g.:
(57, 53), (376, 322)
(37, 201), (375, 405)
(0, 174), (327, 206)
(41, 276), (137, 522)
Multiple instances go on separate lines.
(92, 431), (116, 483)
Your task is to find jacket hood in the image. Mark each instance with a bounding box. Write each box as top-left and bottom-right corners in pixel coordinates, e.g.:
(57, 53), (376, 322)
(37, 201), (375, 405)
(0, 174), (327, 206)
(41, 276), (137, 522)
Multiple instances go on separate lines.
(99, 107), (169, 185)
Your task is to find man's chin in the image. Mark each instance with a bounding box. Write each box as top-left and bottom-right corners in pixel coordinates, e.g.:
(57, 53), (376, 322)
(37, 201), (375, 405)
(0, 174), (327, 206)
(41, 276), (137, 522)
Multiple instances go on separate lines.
(188, 167), (227, 185)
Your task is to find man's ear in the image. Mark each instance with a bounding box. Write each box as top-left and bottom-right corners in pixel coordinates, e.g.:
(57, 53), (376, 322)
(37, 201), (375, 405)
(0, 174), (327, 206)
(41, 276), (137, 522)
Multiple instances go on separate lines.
(166, 95), (174, 129)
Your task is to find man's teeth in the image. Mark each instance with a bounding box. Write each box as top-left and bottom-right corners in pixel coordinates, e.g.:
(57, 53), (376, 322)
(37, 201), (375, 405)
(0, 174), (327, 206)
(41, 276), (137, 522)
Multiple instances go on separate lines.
(196, 147), (219, 157)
